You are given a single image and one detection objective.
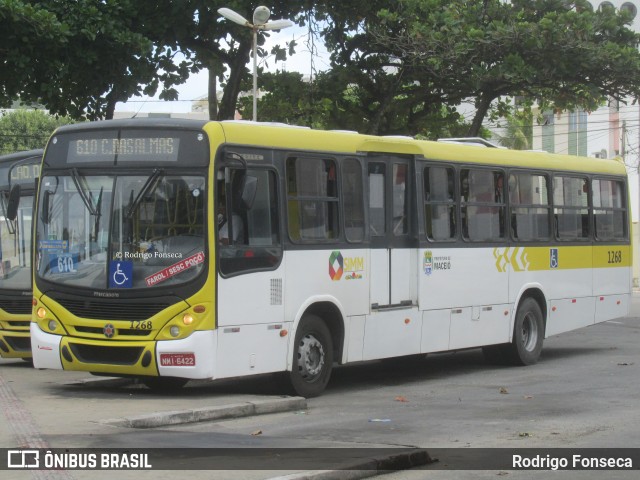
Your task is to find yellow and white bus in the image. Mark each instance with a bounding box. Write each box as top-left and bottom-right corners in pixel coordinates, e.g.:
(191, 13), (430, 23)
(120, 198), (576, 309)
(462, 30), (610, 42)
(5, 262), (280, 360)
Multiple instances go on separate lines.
(30, 120), (631, 396)
(0, 149), (41, 359)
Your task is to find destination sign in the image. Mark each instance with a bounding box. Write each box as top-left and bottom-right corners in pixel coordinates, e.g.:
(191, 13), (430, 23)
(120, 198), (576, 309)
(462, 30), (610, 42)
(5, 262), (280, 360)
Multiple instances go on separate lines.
(45, 127), (209, 167)
(68, 137), (180, 163)
(10, 163), (40, 185)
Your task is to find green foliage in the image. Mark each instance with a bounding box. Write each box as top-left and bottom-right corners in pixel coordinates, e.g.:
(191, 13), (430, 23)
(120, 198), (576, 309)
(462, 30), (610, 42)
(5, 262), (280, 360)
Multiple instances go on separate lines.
(0, 109), (74, 154)
(240, 69), (479, 138)
(371, 0), (640, 135)
(4, 0), (640, 136)
(0, 0), (68, 107)
(493, 109), (534, 150)
(1, 0), (192, 120)
(141, 1), (308, 120)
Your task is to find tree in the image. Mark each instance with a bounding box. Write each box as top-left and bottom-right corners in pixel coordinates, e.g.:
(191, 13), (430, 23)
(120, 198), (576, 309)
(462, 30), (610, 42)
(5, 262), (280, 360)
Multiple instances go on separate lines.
(311, 0), (445, 135)
(0, 0), (67, 109)
(0, 109), (74, 154)
(493, 110), (534, 150)
(140, 1), (305, 120)
(1, 1), (191, 120)
(372, 0), (640, 136)
(240, 69), (480, 138)
(262, 0), (487, 136)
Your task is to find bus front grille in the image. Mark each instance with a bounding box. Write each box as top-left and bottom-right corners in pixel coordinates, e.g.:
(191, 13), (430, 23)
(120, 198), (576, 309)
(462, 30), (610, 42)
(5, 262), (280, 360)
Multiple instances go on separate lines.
(5, 336), (31, 352)
(47, 294), (178, 321)
(0, 298), (32, 315)
(8, 321), (31, 328)
(75, 326), (152, 337)
(69, 343), (143, 365)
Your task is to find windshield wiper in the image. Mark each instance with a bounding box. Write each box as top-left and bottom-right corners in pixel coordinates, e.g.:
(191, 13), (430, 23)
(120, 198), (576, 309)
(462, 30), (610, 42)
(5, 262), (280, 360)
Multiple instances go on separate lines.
(71, 168), (99, 217)
(93, 186), (103, 241)
(71, 169), (104, 244)
(0, 192), (16, 235)
(126, 169), (163, 219)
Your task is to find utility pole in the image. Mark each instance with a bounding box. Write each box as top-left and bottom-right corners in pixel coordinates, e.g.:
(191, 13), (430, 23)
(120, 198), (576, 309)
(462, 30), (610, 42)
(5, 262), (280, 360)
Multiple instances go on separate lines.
(621, 120), (626, 162)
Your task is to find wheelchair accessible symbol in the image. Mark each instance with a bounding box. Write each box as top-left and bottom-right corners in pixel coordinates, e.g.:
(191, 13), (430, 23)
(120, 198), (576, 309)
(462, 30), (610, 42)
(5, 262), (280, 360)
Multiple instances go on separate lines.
(550, 248), (559, 269)
(109, 260), (133, 288)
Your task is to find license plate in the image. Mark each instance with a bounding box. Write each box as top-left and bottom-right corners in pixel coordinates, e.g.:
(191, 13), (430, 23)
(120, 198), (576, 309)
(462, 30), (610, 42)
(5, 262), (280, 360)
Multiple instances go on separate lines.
(159, 353), (195, 367)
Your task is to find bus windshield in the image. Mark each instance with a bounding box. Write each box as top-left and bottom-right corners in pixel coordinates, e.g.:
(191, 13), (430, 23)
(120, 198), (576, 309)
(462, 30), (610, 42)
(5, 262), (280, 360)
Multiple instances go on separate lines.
(0, 192), (34, 290)
(36, 173), (206, 290)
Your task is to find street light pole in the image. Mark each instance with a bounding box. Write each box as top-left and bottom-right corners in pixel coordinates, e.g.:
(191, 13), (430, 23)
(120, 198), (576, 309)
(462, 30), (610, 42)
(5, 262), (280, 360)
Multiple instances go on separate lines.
(218, 6), (293, 122)
(252, 28), (258, 121)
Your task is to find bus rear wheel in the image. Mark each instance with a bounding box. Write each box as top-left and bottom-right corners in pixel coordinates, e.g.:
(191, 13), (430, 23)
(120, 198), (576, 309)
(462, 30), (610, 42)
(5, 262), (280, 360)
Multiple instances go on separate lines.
(503, 297), (544, 366)
(287, 314), (333, 398)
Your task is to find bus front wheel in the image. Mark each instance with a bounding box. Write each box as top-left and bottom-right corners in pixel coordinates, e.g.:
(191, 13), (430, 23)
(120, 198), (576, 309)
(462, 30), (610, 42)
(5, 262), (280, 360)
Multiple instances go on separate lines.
(503, 297), (544, 366)
(287, 314), (333, 398)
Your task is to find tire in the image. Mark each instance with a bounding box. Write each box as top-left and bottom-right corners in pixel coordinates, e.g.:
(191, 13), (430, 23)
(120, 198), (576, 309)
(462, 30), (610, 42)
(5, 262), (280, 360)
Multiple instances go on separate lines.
(287, 314), (333, 398)
(141, 376), (189, 391)
(503, 297), (544, 366)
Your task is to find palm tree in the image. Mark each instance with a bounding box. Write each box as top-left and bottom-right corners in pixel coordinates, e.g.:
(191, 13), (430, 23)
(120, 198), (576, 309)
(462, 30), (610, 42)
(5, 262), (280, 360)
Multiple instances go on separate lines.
(495, 112), (533, 150)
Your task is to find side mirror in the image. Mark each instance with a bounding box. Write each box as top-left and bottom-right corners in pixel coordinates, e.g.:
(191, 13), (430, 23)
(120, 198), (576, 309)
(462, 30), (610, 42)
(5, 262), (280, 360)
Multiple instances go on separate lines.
(40, 190), (51, 224)
(240, 175), (258, 211)
(6, 185), (20, 221)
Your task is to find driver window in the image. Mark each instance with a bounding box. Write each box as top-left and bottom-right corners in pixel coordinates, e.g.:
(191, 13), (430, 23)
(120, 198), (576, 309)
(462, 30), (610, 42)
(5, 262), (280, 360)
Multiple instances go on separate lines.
(217, 169), (246, 245)
(218, 167), (282, 276)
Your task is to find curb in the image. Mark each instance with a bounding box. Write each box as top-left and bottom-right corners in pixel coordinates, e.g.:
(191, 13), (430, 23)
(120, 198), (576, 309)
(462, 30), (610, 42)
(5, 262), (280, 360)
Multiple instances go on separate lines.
(100, 396), (307, 428)
(267, 449), (433, 480)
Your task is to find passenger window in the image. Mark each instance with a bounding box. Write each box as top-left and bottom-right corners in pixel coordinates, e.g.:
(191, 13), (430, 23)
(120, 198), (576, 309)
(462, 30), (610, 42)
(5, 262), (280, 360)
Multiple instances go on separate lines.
(461, 168), (505, 241)
(424, 166), (456, 241)
(554, 176), (589, 240)
(342, 158), (365, 242)
(510, 172), (550, 241)
(392, 163), (409, 235)
(368, 163), (386, 237)
(286, 157), (339, 242)
(593, 178), (627, 240)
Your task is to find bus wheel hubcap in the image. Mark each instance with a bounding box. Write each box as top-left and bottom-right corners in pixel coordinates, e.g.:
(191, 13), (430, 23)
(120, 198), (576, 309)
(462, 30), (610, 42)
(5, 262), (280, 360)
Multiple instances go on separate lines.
(298, 334), (325, 380)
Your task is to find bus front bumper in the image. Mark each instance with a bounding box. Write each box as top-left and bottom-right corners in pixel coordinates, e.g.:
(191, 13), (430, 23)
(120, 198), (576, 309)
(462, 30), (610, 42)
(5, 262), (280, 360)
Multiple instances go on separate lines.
(0, 329), (32, 359)
(30, 323), (217, 379)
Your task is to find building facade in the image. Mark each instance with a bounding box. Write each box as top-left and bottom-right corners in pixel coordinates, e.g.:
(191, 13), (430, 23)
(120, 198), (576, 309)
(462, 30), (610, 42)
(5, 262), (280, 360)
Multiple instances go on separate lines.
(531, 1), (639, 162)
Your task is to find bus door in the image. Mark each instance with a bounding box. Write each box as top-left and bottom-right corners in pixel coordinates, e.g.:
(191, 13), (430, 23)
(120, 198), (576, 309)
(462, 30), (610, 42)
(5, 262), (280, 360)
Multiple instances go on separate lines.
(367, 159), (415, 309)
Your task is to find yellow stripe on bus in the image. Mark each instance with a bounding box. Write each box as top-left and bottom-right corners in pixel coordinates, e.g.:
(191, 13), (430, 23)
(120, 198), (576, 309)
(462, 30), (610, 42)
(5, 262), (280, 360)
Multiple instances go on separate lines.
(493, 245), (631, 272)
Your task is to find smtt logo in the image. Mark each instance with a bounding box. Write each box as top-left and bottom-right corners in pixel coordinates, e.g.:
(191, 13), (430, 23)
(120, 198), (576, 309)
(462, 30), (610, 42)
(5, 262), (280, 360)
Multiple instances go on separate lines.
(329, 251), (343, 281)
(8, 450), (39, 469)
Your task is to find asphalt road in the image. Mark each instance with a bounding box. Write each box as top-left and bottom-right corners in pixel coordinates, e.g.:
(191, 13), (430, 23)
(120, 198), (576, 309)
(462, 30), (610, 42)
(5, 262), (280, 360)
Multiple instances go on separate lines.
(2, 294), (639, 480)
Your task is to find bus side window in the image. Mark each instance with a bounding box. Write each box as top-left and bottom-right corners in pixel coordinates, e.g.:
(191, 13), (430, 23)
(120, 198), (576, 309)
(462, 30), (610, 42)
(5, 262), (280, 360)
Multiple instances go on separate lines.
(217, 169), (246, 245)
(286, 157), (339, 242)
(462, 168), (505, 242)
(424, 166), (456, 241)
(593, 178), (627, 240)
(510, 172), (550, 241)
(554, 176), (589, 240)
(342, 158), (365, 242)
(218, 168), (282, 277)
(368, 163), (386, 237)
